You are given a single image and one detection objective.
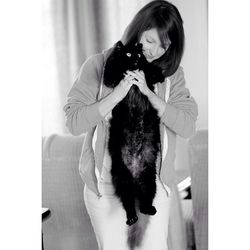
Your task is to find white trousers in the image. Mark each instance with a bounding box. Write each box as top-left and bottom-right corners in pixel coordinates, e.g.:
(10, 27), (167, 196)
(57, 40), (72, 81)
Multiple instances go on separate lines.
(83, 178), (170, 250)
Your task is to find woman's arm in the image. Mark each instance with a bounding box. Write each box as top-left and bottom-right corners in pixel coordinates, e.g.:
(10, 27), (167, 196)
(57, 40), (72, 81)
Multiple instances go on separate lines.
(127, 67), (198, 138)
(126, 70), (166, 116)
(98, 74), (134, 117)
(63, 54), (104, 135)
(147, 90), (167, 117)
(64, 54), (133, 135)
(159, 67), (198, 138)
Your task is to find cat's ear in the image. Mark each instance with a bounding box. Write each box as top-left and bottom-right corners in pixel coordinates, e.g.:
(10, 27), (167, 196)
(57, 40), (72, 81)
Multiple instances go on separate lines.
(134, 42), (141, 49)
(137, 43), (143, 50)
(115, 41), (124, 51)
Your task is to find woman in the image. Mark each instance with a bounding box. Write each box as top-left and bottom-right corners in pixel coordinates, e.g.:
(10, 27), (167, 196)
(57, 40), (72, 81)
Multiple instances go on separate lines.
(64, 1), (198, 249)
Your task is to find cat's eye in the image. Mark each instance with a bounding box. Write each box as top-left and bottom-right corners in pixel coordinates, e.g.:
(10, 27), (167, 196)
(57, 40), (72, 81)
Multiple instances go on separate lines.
(126, 53), (131, 57)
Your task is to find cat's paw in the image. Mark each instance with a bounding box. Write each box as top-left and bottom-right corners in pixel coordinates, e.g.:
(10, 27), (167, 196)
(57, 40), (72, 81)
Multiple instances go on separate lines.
(126, 215), (138, 226)
(140, 205), (157, 216)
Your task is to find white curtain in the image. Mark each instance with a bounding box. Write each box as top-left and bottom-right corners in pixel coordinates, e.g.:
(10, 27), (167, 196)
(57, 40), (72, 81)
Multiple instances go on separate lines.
(42, 0), (152, 136)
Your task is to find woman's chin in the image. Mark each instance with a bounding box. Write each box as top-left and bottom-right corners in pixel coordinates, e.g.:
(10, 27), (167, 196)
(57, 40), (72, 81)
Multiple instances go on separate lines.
(146, 57), (154, 63)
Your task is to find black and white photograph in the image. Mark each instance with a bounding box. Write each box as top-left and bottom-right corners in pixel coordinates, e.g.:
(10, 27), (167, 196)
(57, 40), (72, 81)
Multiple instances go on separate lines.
(3, 0), (250, 250)
(42, 1), (207, 250)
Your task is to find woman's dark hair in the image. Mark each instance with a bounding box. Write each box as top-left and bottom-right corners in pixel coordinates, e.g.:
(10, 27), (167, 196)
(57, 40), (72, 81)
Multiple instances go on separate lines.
(122, 0), (184, 77)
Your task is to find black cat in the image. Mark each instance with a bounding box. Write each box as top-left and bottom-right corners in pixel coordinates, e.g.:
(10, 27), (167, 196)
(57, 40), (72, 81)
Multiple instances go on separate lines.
(103, 41), (165, 226)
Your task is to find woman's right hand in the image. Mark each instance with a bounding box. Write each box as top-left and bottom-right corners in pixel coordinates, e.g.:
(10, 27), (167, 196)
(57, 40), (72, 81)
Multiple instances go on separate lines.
(98, 73), (134, 118)
(112, 73), (134, 102)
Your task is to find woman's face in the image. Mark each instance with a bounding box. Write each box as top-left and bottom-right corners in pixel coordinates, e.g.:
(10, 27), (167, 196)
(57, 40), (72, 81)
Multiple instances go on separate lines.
(139, 28), (170, 63)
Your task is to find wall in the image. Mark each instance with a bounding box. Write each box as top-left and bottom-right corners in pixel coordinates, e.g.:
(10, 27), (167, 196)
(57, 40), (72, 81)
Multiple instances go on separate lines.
(175, 0), (208, 130)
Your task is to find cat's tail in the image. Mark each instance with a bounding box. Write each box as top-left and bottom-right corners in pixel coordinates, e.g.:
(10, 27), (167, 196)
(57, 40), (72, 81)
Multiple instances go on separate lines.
(127, 208), (150, 250)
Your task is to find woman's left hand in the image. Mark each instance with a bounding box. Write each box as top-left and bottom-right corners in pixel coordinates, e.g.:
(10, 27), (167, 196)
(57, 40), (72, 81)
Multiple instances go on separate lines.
(126, 70), (152, 97)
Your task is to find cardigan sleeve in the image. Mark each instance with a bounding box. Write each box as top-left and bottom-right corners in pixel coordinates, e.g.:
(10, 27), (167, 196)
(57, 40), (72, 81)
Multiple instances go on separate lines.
(63, 54), (104, 135)
(160, 66), (198, 138)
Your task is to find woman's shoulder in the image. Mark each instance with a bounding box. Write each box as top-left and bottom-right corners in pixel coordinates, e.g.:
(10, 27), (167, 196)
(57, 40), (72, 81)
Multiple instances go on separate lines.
(166, 65), (186, 93)
(83, 53), (104, 68)
(168, 65), (184, 82)
(82, 48), (113, 70)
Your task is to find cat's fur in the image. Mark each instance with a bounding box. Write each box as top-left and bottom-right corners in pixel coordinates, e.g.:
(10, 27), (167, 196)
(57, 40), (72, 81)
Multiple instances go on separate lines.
(103, 41), (165, 229)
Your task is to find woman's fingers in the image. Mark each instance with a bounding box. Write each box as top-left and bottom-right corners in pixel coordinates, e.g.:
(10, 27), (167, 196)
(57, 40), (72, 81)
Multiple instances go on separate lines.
(126, 70), (145, 83)
(126, 70), (140, 80)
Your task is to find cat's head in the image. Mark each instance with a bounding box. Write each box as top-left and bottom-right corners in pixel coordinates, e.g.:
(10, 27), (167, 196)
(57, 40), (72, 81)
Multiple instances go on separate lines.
(113, 41), (146, 71)
(103, 41), (146, 88)
(111, 42), (165, 86)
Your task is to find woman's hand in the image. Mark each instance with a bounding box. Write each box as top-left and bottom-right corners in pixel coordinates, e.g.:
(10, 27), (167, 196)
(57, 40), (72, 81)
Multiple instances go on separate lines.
(112, 73), (134, 102)
(126, 70), (167, 117)
(125, 70), (152, 97)
(99, 73), (135, 118)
